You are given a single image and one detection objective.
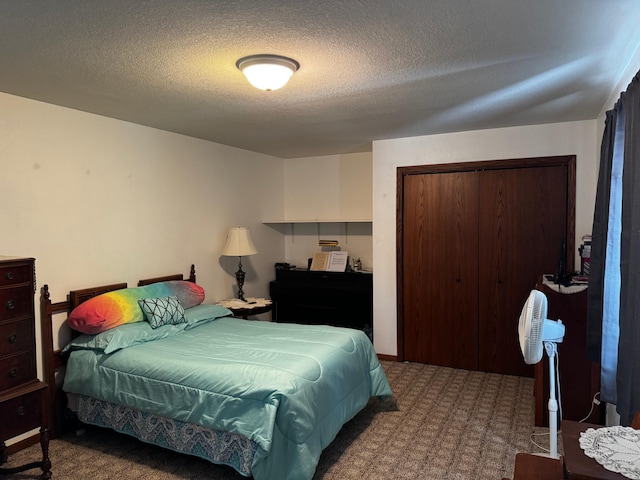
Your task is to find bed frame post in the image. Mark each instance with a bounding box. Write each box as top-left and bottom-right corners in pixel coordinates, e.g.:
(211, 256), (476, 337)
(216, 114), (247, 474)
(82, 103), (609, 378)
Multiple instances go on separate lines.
(41, 285), (54, 402)
(189, 264), (196, 283)
(40, 285), (75, 438)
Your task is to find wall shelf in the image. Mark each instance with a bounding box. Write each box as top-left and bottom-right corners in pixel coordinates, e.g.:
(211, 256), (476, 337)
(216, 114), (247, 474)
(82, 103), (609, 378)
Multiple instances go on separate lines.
(262, 219), (372, 224)
(263, 219), (373, 249)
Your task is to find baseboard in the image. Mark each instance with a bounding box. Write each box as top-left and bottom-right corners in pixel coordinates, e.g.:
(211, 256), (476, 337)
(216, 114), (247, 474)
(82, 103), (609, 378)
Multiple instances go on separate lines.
(377, 354), (397, 362)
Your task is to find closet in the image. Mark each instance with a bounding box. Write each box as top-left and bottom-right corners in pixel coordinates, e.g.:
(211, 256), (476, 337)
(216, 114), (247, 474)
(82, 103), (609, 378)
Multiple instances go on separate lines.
(398, 156), (575, 377)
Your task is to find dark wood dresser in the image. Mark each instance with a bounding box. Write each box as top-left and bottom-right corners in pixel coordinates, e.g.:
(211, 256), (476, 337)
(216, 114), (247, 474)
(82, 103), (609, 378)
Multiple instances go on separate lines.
(0, 256), (51, 479)
(534, 276), (601, 427)
(269, 269), (373, 339)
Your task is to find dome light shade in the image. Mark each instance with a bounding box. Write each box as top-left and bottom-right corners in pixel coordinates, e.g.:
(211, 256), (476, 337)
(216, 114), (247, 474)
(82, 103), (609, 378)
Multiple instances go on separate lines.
(236, 54), (299, 91)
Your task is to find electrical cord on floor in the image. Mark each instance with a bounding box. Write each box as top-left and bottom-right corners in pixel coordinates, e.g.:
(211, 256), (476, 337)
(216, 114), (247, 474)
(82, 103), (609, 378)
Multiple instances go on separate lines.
(529, 431), (552, 453)
(530, 382), (601, 453)
(578, 391), (601, 423)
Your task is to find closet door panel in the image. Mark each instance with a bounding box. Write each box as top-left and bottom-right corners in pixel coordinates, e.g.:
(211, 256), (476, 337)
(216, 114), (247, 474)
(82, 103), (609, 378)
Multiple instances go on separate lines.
(478, 166), (567, 376)
(403, 172), (479, 369)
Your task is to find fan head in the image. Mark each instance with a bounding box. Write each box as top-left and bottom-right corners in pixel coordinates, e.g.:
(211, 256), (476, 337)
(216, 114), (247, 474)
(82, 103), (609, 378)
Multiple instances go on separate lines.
(518, 290), (565, 365)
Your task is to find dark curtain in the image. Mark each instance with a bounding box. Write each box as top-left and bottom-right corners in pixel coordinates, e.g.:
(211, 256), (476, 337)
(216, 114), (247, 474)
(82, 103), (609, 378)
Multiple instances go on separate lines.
(587, 72), (640, 425)
(586, 109), (615, 361)
(617, 74), (640, 425)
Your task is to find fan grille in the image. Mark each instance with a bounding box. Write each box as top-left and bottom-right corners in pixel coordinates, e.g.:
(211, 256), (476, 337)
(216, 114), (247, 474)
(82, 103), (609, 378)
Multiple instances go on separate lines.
(518, 290), (547, 364)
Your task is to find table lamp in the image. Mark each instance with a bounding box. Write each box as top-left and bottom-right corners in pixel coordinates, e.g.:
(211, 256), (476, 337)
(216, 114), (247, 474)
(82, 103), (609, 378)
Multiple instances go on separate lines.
(221, 227), (257, 301)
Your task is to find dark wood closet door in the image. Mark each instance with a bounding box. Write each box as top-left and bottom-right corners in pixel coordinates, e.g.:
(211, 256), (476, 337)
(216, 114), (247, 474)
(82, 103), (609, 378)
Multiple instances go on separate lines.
(402, 171), (480, 369)
(399, 157), (574, 375)
(478, 165), (568, 376)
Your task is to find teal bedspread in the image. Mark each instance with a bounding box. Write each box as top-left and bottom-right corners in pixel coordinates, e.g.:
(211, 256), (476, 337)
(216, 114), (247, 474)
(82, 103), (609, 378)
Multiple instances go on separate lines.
(63, 317), (392, 480)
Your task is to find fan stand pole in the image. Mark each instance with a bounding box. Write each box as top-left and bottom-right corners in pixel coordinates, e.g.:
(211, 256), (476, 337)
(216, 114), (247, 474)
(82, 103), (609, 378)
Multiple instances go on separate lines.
(545, 341), (559, 459)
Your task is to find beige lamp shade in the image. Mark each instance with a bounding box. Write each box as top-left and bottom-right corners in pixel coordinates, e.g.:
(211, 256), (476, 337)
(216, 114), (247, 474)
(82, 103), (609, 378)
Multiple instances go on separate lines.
(221, 227), (258, 257)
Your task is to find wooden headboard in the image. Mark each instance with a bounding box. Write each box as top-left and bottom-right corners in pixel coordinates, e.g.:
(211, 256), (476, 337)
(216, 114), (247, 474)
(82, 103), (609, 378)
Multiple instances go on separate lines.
(40, 264), (196, 437)
(137, 264), (196, 286)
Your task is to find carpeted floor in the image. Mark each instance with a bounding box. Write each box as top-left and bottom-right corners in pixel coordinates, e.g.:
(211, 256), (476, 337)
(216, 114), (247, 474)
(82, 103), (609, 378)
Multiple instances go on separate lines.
(4, 361), (552, 480)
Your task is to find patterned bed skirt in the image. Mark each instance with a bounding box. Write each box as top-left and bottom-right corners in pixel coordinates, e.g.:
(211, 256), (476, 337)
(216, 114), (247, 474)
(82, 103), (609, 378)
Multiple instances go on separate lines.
(77, 395), (258, 477)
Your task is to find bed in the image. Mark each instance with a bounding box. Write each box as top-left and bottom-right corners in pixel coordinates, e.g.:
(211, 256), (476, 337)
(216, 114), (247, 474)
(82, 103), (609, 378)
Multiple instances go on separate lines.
(41, 265), (392, 480)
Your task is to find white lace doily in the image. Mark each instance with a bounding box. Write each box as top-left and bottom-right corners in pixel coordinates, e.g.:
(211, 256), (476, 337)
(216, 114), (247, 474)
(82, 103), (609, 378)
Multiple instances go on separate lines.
(217, 297), (272, 309)
(579, 426), (640, 479)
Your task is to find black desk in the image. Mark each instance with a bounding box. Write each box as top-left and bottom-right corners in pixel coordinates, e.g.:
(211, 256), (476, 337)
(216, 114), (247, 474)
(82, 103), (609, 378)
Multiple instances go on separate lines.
(269, 269), (373, 338)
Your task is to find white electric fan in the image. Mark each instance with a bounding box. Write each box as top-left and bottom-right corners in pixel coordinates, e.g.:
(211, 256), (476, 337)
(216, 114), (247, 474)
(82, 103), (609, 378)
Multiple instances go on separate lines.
(518, 290), (565, 459)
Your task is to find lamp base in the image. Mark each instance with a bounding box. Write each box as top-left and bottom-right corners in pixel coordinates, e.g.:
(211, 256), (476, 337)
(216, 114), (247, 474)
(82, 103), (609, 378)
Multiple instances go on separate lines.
(235, 260), (247, 302)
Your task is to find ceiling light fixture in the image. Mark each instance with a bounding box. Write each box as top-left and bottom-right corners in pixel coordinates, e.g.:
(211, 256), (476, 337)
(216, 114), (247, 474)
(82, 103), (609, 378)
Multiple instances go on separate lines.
(236, 54), (299, 91)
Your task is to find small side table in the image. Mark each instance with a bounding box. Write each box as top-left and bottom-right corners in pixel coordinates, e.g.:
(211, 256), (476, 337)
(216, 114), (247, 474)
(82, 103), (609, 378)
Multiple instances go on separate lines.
(0, 381), (51, 479)
(561, 420), (626, 479)
(217, 298), (272, 320)
(508, 452), (563, 479)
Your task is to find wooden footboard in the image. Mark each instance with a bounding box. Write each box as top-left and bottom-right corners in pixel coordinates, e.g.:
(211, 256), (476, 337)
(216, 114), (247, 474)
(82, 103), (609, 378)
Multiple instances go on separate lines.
(40, 264), (196, 438)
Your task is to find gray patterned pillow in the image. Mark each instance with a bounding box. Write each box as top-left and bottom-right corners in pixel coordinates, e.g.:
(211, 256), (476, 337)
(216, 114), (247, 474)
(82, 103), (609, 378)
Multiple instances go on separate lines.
(138, 295), (186, 329)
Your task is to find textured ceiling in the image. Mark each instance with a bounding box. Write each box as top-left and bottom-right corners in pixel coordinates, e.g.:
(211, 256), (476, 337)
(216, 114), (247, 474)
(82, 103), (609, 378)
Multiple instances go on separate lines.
(1, 1), (639, 158)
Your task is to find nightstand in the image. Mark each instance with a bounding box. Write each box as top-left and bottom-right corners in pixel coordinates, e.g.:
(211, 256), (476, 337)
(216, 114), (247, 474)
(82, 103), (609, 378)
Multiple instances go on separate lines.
(0, 257), (51, 479)
(509, 452), (563, 479)
(561, 420), (627, 479)
(0, 381), (51, 479)
(218, 298), (272, 320)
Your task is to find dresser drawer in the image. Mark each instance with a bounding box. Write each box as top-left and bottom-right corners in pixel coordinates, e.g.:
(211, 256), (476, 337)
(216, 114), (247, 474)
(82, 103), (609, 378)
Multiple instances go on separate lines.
(0, 285), (33, 321)
(0, 319), (34, 356)
(0, 263), (32, 287)
(0, 387), (44, 439)
(0, 350), (36, 390)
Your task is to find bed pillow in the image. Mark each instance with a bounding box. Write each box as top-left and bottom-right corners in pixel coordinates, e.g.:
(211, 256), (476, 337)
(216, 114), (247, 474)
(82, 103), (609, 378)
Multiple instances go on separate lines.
(184, 303), (233, 330)
(68, 280), (205, 334)
(62, 321), (187, 355)
(138, 295), (186, 328)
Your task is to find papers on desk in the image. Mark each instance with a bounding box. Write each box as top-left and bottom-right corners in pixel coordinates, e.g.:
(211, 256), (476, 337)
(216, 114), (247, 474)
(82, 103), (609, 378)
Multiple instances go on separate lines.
(310, 251), (349, 272)
(580, 426), (640, 479)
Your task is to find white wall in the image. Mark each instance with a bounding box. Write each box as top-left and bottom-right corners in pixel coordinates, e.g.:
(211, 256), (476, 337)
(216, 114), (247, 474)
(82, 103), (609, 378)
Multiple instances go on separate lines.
(598, 43), (640, 132)
(1, 92), (285, 373)
(273, 152), (373, 270)
(372, 121), (599, 356)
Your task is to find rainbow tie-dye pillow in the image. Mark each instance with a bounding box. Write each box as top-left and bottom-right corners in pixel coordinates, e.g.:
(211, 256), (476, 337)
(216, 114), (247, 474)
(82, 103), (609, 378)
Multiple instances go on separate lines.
(68, 280), (205, 334)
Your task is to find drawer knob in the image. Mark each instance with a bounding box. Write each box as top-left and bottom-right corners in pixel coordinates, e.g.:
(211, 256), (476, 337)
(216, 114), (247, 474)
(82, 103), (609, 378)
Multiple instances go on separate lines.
(9, 367), (18, 377)
(5, 299), (15, 310)
(6, 271), (14, 280)
(17, 406), (25, 416)
(8, 334), (17, 344)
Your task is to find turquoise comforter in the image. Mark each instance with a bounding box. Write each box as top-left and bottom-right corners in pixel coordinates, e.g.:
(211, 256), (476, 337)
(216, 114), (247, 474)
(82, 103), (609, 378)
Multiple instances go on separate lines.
(63, 316), (392, 480)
